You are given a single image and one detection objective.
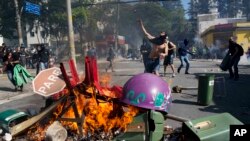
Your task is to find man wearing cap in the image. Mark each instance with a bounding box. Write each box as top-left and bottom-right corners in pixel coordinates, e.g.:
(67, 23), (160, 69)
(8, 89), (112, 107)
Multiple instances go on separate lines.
(139, 19), (168, 76)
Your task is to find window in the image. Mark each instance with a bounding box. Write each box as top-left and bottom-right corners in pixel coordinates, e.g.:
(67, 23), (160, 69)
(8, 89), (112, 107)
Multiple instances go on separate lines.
(30, 31), (35, 37)
(40, 31), (45, 38)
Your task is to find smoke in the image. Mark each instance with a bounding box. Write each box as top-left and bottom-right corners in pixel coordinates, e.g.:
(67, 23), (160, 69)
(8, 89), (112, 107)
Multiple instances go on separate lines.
(193, 37), (227, 59)
(239, 54), (250, 65)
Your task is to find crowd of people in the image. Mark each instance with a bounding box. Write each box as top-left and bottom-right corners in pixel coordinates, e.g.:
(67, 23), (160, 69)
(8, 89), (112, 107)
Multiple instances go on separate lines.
(139, 19), (192, 77)
(0, 43), (53, 91)
(138, 20), (244, 81)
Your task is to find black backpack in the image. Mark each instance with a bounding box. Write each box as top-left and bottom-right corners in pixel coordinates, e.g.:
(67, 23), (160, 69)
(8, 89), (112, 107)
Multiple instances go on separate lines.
(237, 45), (244, 56)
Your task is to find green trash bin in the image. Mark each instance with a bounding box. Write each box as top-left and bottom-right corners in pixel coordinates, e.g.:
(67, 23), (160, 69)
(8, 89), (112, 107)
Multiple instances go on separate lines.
(182, 113), (243, 141)
(197, 74), (215, 106)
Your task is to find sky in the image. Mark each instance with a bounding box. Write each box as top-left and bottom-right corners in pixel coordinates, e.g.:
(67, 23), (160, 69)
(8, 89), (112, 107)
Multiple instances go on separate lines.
(181, 0), (190, 18)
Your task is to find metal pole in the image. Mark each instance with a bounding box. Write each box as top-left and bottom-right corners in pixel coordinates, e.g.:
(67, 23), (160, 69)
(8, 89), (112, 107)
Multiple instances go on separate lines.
(14, 0), (23, 46)
(114, 0), (120, 51)
(66, 0), (76, 64)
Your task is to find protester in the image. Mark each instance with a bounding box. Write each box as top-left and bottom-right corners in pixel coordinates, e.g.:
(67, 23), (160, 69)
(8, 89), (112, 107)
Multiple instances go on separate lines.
(163, 37), (176, 77)
(87, 45), (97, 58)
(19, 44), (28, 68)
(247, 47), (250, 60)
(140, 37), (152, 72)
(228, 37), (244, 80)
(105, 45), (116, 72)
(2, 49), (21, 91)
(177, 39), (192, 74)
(37, 45), (50, 74)
(139, 19), (168, 76)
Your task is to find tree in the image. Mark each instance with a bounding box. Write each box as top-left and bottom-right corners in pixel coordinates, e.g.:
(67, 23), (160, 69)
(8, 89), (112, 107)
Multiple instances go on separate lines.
(218, 0), (229, 18)
(0, 0), (17, 39)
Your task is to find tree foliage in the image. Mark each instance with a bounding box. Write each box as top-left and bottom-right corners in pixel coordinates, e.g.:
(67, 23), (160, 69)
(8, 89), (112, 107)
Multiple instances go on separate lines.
(0, 0), (17, 39)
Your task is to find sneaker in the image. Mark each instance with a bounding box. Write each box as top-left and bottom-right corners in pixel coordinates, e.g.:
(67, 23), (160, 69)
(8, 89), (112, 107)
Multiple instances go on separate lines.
(14, 86), (18, 92)
(20, 84), (23, 92)
(172, 73), (176, 77)
(185, 72), (190, 74)
(177, 69), (180, 73)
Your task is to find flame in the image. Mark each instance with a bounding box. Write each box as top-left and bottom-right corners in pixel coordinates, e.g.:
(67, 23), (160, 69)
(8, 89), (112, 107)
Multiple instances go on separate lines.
(27, 84), (138, 140)
(100, 73), (112, 87)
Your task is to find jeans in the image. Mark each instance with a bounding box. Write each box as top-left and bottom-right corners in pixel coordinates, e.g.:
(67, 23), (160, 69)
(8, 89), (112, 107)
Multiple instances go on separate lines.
(178, 55), (190, 73)
(7, 70), (16, 86)
(37, 62), (48, 74)
(229, 56), (241, 78)
(142, 56), (149, 71)
(146, 58), (160, 73)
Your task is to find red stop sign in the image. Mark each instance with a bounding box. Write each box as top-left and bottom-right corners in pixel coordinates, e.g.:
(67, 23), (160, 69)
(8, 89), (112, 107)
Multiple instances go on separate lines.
(32, 67), (66, 97)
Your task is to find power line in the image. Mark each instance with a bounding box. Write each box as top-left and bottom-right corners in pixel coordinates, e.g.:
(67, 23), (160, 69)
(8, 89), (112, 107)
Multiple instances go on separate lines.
(72, 0), (177, 7)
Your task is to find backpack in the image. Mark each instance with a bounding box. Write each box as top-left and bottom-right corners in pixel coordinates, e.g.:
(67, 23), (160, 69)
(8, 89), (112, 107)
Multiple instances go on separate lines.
(237, 44), (244, 56)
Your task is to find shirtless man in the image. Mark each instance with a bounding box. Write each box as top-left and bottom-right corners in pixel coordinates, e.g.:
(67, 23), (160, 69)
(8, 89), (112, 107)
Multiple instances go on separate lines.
(139, 19), (168, 76)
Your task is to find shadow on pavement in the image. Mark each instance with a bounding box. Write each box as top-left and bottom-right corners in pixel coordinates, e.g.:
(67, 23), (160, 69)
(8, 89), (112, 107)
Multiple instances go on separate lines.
(113, 74), (135, 77)
(0, 87), (15, 92)
(172, 99), (198, 106)
(193, 72), (250, 124)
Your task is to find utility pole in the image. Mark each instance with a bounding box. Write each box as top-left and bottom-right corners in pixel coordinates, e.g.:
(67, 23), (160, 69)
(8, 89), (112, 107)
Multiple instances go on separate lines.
(66, 0), (76, 64)
(14, 0), (23, 46)
(114, 0), (120, 51)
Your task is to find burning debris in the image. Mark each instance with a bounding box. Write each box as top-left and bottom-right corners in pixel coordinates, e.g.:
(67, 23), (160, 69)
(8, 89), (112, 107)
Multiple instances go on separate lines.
(26, 85), (138, 140)
(3, 57), (173, 141)
(24, 57), (139, 141)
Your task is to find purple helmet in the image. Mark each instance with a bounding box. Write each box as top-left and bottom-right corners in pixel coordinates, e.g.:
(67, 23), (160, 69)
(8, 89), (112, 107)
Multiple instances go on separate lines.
(121, 73), (172, 113)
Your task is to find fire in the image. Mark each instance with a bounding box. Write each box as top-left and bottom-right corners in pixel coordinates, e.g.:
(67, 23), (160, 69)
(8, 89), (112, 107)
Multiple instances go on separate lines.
(27, 84), (138, 140)
(99, 73), (112, 87)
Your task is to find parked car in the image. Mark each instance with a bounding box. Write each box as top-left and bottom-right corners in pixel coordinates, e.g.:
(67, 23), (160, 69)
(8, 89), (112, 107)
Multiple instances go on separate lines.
(0, 109), (29, 135)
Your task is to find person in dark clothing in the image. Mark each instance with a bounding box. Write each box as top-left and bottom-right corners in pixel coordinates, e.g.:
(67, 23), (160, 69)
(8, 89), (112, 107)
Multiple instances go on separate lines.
(163, 38), (176, 77)
(140, 38), (152, 71)
(177, 39), (192, 74)
(105, 45), (116, 72)
(228, 37), (244, 80)
(3, 50), (22, 91)
(37, 45), (50, 74)
(17, 45), (28, 68)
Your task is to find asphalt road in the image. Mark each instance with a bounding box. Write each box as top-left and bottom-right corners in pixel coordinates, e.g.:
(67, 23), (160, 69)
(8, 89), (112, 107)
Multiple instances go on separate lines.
(0, 58), (250, 129)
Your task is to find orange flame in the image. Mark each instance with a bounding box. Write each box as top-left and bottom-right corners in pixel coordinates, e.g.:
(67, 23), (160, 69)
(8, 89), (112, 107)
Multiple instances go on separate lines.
(99, 73), (112, 87)
(27, 84), (138, 140)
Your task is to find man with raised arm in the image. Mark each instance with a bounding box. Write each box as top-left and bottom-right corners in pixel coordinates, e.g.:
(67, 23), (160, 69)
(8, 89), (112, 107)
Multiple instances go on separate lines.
(139, 19), (168, 76)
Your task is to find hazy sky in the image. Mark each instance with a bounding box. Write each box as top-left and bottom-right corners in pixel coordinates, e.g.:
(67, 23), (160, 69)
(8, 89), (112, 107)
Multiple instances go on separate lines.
(181, 0), (190, 18)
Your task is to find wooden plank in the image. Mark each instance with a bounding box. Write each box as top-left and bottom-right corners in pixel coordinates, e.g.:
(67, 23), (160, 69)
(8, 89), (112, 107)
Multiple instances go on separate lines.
(10, 97), (65, 136)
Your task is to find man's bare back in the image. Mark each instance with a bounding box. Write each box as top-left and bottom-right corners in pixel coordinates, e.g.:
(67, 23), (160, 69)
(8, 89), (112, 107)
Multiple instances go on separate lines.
(149, 43), (168, 59)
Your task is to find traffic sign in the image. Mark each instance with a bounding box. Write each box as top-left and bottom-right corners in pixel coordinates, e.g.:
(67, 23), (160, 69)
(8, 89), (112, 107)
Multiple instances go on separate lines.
(24, 1), (41, 16)
(32, 67), (66, 97)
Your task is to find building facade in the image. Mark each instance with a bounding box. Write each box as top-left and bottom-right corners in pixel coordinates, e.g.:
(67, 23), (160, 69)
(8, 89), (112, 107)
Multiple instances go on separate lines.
(201, 22), (250, 52)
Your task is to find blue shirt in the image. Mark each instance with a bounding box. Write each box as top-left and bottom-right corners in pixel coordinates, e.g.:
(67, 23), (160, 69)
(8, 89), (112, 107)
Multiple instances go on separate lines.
(178, 44), (188, 56)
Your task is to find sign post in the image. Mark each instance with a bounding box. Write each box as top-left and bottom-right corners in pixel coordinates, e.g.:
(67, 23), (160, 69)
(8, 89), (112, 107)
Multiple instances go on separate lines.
(32, 67), (66, 97)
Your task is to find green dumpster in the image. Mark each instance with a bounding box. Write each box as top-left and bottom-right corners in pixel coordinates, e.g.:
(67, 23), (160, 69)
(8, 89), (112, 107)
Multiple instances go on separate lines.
(182, 113), (243, 141)
(113, 110), (164, 141)
(197, 74), (215, 105)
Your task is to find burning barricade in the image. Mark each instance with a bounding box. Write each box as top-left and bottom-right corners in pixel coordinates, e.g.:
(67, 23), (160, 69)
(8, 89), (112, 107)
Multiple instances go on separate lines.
(1, 57), (172, 141)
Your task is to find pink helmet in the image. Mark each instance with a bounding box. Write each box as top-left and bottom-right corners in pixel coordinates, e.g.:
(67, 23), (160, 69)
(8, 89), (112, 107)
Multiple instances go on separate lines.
(121, 73), (172, 113)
